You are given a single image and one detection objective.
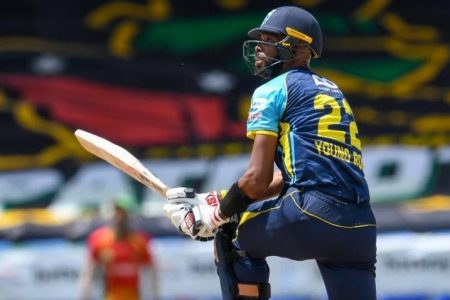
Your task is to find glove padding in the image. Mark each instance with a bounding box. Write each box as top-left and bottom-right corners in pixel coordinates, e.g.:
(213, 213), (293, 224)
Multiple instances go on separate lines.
(163, 203), (229, 241)
(165, 187), (227, 241)
(166, 187), (220, 206)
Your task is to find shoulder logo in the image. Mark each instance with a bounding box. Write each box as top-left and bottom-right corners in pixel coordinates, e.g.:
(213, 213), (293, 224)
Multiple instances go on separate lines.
(312, 74), (339, 89)
(251, 97), (268, 109)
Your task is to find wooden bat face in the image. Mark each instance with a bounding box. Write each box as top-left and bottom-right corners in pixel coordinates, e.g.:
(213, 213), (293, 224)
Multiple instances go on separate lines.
(74, 129), (168, 198)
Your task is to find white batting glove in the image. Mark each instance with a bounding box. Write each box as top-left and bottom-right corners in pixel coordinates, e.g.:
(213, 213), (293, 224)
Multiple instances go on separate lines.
(193, 203), (229, 233)
(166, 187), (220, 207)
(163, 203), (190, 230)
(163, 203), (229, 241)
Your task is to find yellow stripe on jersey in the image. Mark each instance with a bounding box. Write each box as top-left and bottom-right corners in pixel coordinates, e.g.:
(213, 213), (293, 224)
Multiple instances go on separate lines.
(246, 130), (278, 140)
(238, 205), (281, 226)
(288, 191), (376, 229)
(239, 211), (260, 225)
(237, 190), (376, 230)
(279, 122), (294, 178)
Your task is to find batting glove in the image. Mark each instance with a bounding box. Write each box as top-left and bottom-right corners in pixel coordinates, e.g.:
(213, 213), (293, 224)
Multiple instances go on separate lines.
(163, 203), (229, 241)
(166, 187), (221, 207)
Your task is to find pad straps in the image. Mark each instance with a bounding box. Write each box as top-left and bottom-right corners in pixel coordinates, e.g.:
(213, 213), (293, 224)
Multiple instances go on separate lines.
(237, 283), (271, 299)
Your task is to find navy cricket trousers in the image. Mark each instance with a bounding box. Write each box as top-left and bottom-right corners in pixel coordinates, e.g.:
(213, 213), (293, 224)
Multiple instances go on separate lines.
(233, 188), (377, 300)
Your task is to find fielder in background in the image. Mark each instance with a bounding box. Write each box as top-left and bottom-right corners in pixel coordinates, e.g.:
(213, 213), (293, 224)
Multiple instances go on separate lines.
(164, 5), (377, 300)
(79, 194), (159, 300)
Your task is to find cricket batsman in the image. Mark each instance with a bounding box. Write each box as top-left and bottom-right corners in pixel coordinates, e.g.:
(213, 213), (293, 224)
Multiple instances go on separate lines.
(164, 6), (377, 300)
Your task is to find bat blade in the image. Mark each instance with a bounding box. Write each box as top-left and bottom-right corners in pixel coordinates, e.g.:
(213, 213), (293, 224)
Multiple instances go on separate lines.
(74, 129), (168, 198)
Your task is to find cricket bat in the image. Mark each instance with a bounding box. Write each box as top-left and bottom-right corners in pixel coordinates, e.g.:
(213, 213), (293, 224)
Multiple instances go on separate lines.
(74, 129), (169, 198)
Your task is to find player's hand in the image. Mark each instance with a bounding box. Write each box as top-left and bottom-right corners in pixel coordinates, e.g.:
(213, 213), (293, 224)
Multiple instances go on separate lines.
(190, 203), (229, 235)
(163, 203), (229, 241)
(163, 203), (216, 241)
(163, 203), (190, 230)
(166, 187), (220, 207)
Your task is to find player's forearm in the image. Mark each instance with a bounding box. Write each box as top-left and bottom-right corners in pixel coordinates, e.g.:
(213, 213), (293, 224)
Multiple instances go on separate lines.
(236, 134), (277, 199)
(237, 168), (283, 201)
(218, 170), (276, 218)
(258, 170), (284, 200)
(238, 174), (268, 200)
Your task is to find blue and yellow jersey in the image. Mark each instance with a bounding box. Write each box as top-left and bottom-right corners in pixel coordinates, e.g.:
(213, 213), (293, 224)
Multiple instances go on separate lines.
(247, 68), (369, 203)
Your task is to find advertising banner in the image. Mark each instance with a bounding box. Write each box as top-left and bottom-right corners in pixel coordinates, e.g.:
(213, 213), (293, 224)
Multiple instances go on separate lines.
(0, 233), (450, 300)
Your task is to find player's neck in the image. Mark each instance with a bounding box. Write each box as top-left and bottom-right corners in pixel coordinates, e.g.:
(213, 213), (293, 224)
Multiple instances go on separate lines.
(114, 226), (131, 240)
(282, 58), (310, 73)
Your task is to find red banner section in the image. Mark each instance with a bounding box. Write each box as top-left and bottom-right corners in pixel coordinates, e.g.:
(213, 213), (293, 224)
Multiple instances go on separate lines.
(0, 74), (245, 146)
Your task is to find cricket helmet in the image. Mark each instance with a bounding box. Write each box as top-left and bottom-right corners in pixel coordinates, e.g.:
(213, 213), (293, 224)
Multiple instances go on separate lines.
(248, 6), (322, 58)
(243, 6), (322, 79)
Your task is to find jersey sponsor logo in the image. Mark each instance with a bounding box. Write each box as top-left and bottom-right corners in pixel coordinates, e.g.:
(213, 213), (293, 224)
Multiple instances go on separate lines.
(248, 111), (261, 121)
(312, 74), (340, 93)
(250, 97), (268, 110)
(249, 97), (268, 121)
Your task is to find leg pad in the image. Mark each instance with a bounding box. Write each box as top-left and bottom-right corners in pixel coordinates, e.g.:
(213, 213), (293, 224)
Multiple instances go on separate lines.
(214, 225), (271, 300)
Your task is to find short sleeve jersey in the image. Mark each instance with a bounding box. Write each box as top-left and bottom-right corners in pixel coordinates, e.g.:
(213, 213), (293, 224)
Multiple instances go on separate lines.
(88, 226), (153, 300)
(247, 68), (369, 203)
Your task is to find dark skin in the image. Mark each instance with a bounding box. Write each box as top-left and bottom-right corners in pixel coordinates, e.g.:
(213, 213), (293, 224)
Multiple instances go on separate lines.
(238, 32), (312, 200)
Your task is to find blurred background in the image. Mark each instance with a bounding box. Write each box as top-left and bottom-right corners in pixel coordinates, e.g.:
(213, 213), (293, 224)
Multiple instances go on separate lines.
(0, 0), (449, 299)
